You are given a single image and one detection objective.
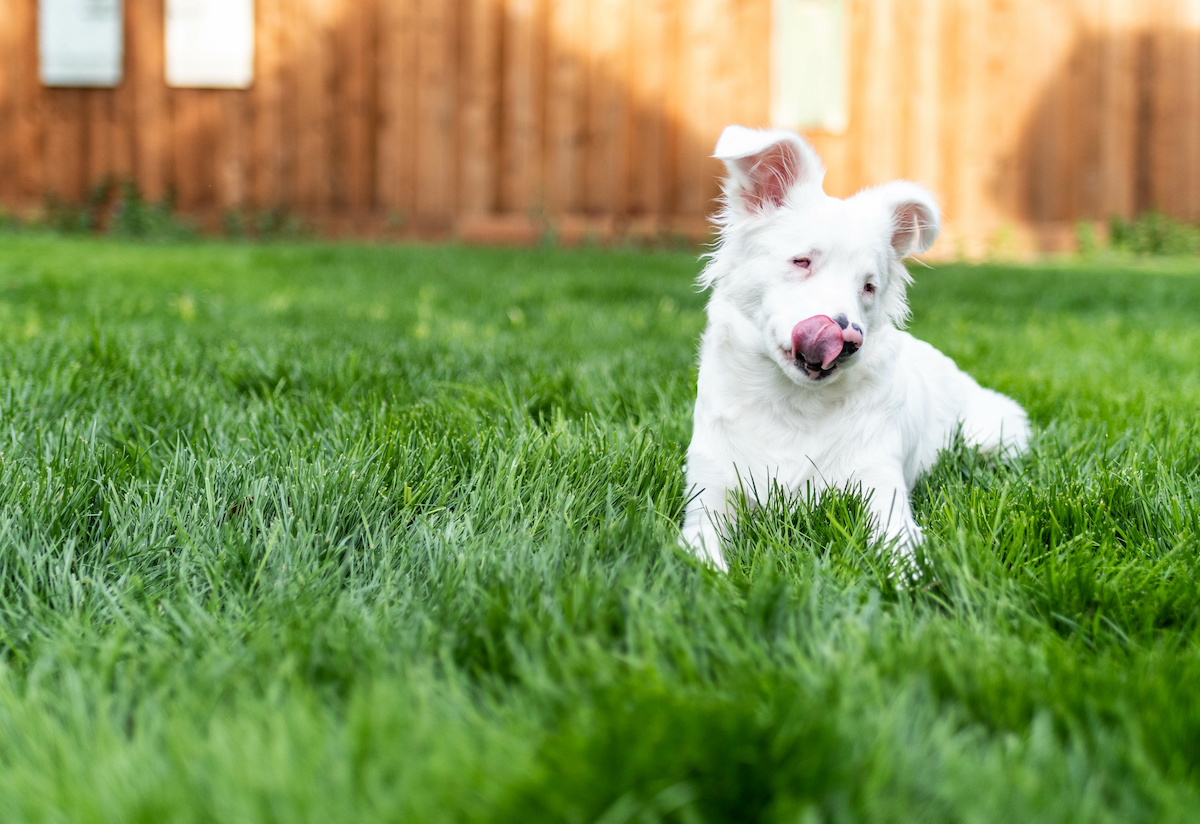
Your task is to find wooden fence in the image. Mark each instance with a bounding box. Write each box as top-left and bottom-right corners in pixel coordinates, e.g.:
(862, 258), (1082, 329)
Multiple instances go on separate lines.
(1, 0), (1199, 253)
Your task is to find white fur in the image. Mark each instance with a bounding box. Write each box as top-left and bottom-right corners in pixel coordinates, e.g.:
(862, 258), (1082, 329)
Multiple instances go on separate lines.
(681, 126), (1030, 572)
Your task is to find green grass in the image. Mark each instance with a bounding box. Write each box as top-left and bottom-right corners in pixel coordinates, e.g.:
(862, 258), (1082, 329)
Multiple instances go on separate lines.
(0, 234), (1198, 822)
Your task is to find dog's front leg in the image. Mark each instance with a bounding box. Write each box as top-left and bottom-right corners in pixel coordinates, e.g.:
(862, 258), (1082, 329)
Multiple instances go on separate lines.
(680, 476), (732, 572)
(856, 470), (924, 571)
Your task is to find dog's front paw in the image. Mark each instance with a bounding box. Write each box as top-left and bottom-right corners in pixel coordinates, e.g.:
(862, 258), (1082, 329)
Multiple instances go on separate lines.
(680, 522), (730, 572)
(879, 521), (932, 585)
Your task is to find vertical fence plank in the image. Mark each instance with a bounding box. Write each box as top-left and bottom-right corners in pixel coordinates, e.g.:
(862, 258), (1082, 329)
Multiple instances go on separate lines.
(1183, 0), (1200, 220)
(0, 0), (16, 202)
(293, 0), (331, 211)
(251, 0), (285, 209)
(130, 0), (167, 202)
(956, 0), (988, 244)
(832, 0), (871, 197)
(216, 90), (248, 213)
(860, 0), (895, 185)
(908, 0), (943, 195)
(460, 0), (500, 216)
(675, 0), (722, 215)
(332, 0), (376, 214)
(986, 0), (1030, 226)
(977, 0), (1021, 234)
(500, 0), (541, 214)
(892, 0), (918, 183)
(44, 90), (87, 202)
(1075, 0), (1105, 221)
(1056, 2), (1088, 222)
(544, 0), (586, 215)
(735, 0), (771, 127)
(13, 0), (44, 203)
(377, 0), (419, 219)
(1144, 0), (1175, 214)
(584, 0), (629, 217)
(88, 90), (121, 194)
(626, 0), (672, 220)
(415, 0), (458, 225)
(1016, 1), (1061, 224)
(111, 7), (135, 184)
(1095, 0), (1138, 220)
(1151, 0), (1189, 217)
(173, 90), (219, 212)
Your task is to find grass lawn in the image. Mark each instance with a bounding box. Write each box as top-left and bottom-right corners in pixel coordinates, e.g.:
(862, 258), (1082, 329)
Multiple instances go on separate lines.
(0, 234), (1198, 822)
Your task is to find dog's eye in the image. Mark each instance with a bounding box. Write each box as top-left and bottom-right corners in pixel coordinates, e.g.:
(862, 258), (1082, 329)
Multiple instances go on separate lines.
(863, 282), (877, 295)
(792, 257), (812, 270)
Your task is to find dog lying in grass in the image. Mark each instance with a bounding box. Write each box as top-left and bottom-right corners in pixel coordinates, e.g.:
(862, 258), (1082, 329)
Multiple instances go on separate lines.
(681, 125), (1030, 572)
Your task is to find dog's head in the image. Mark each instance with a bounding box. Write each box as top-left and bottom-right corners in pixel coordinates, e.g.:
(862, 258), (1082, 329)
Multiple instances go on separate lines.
(702, 125), (939, 386)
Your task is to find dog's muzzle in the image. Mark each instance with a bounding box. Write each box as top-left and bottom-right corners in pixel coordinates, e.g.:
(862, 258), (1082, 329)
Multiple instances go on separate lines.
(792, 314), (864, 371)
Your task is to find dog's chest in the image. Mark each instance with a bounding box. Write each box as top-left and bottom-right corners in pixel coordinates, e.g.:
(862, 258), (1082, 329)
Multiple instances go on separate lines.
(698, 394), (876, 492)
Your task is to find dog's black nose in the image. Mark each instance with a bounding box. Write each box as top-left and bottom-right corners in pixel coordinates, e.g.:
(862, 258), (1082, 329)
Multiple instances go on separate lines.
(833, 313), (849, 330)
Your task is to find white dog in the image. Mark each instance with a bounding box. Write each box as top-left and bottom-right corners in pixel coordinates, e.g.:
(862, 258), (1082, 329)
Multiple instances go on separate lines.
(681, 125), (1030, 572)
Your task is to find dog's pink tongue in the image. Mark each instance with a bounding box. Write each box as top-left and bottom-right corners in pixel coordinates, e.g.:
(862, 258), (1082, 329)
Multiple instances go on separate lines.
(792, 315), (845, 370)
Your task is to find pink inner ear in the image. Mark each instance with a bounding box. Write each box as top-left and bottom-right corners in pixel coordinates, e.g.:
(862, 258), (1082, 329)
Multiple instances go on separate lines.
(743, 142), (801, 212)
(891, 202), (932, 255)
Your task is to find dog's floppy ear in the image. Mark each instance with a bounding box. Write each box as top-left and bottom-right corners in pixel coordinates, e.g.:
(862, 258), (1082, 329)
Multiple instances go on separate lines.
(713, 125), (824, 214)
(871, 181), (941, 257)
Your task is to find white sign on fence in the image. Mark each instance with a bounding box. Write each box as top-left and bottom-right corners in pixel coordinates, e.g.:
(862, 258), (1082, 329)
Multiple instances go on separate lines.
(772, 0), (848, 134)
(38, 0), (124, 87)
(165, 0), (255, 88)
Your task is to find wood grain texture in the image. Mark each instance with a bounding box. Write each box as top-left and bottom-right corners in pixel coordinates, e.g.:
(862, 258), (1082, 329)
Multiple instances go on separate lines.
(251, 0), (285, 208)
(414, 0), (458, 224)
(0, 0), (1197, 251)
(543, 0), (587, 215)
(377, 0), (418, 216)
(461, 0), (500, 215)
(584, 0), (628, 216)
(500, 0), (541, 214)
(0, 0), (17, 201)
